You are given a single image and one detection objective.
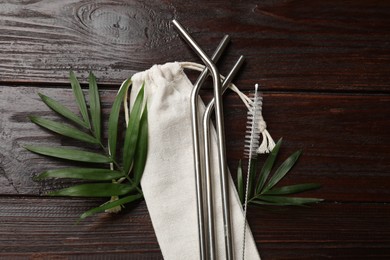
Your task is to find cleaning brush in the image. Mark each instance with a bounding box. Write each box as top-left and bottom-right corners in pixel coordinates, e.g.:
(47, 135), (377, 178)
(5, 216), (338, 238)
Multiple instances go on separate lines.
(244, 85), (262, 158)
(242, 84), (262, 260)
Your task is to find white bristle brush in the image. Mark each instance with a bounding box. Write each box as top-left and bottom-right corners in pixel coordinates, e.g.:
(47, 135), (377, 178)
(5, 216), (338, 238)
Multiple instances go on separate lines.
(244, 85), (262, 158)
(242, 84), (262, 260)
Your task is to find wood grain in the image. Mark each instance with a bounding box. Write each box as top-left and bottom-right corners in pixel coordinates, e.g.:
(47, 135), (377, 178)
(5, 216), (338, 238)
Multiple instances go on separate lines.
(0, 0), (389, 259)
(0, 197), (163, 259)
(247, 203), (390, 259)
(1, 86), (389, 203)
(0, 197), (389, 259)
(0, 0), (388, 92)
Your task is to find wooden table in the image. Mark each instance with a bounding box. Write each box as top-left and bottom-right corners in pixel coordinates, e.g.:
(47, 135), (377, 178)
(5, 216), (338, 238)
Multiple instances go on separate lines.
(1, 1), (389, 259)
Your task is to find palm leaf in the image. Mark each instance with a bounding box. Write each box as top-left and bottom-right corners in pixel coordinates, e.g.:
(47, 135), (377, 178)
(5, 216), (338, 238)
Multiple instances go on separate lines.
(256, 138), (282, 194)
(132, 105), (148, 186)
(263, 183), (321, 195)
(27, 72), (151, 218)
(242, 138), (323, 207)
(48, 183), (135, 197)
(80, 194), (142, 220)
(25, 145), (112, 163)
(247, 158), (257, 198)
(69, 71), (90, 128)
(254, 195), (323, 205)
(38, 93), (88, 128)
(108, 78), (132, 160)
(88, 72), (101, 142)
(35, 168), (124, 181)
(237, 160), (244, 204)
(250, 200), (288, 206)
(123, 85), (144, 175)
(29, 116), (98, 144)
(263, 150), (302, 192)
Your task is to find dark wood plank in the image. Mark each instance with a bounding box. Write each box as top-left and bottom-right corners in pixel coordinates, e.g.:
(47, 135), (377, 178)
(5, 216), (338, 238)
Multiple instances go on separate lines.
(247, 202), (390, 259)
(0, 197), (162, 259)
(227, 92), (390, 203)
(0, 0), (389, 92)
(1, 197), (389, 259)
(1, 86), (389, 203)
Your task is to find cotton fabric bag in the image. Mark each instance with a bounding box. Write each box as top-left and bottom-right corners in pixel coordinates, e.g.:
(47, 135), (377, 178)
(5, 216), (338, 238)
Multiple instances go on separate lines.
(128, 62), (262, 259)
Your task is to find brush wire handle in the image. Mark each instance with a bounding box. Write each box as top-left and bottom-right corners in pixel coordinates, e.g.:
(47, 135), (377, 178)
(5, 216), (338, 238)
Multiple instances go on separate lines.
(242, 84), (262, 260)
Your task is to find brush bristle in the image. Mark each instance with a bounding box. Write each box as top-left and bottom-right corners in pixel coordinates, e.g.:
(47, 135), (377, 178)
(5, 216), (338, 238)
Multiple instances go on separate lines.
(243, 84), (263, 158)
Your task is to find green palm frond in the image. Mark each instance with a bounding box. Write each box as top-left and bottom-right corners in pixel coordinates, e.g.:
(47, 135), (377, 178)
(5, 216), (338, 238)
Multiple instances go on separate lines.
(69, 71), (91, 128)
(27, 72), (148, 220)
(88, 72), (101, 142)
(108, 78), (132, 161)
(123, 83), (145, 175)
(237, 138), (323, 207)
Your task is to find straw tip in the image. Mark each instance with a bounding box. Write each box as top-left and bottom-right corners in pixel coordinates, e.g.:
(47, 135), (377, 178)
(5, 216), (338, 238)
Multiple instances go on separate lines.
(172, 19), (179, 26)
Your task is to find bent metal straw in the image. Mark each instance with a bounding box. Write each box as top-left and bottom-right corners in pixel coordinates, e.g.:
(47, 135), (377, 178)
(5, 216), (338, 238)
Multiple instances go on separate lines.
(172, 19), (242, 260)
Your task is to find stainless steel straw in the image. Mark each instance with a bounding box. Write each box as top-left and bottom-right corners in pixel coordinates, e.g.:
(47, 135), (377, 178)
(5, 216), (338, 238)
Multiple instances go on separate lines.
(203, 55), (245, 260)
(190, 35), (230, 260)
(192, 40), (244, 260)
(172, 19), (233, 260)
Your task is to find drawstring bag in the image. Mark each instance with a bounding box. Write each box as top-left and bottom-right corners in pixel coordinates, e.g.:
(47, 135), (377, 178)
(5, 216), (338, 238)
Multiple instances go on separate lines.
(127, 61), (274, 259)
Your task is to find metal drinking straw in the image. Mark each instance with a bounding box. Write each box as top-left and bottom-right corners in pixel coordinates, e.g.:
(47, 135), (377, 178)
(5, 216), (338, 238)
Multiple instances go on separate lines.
(203, 55), (245, 260)
(193, 50), (244, 260)
(190, 34), (231, 260)
(172, 19), (234, 260)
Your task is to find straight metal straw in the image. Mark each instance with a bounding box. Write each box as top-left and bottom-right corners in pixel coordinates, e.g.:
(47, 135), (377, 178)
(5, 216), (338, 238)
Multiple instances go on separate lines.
(203, 55), (245, 260)
(191, 35), (230, 260)
(172, 19), (233, 260)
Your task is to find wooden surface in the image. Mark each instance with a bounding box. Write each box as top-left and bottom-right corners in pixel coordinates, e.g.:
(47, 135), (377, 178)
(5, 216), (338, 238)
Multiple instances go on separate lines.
(0, 0), (389, 259)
